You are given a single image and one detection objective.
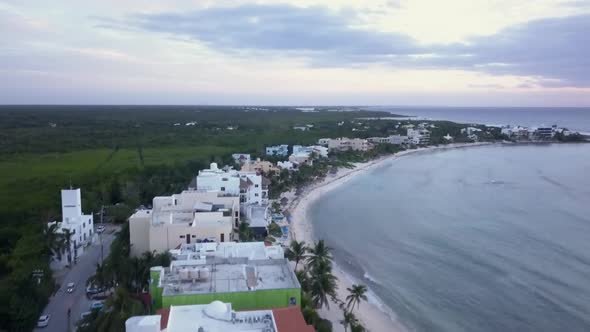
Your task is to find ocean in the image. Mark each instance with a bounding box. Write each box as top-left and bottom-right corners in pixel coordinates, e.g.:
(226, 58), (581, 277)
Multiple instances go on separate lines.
(309, 143), (590, 331)
(367, 107), (590, 133)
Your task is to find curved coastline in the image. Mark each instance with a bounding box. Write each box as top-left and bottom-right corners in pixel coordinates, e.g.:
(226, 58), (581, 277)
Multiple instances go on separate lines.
(285, 142), (494, 332)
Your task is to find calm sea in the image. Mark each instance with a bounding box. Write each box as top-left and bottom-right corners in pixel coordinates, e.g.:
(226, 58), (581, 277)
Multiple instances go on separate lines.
(310, 143), (590, 331)
(367, 107), (590, 133)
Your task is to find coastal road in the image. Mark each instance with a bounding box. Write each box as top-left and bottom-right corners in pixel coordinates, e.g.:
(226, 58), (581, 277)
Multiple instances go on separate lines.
(35, 225), (118, 332)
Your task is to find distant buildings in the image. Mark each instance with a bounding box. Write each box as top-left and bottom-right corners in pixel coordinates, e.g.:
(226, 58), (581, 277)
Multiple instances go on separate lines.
(501, 125), (557, 141)
(319, 138), (371, 152)
(241, 158), (279, 174)
(147, 242), (301, 311)
(407, 128), (431, 145)
(265, 145), (289, 157)
(232, 153), (251, 165)
(368, 135), (409, 145)
(277, 161), (295, 170)
(47, 189), (94, 265)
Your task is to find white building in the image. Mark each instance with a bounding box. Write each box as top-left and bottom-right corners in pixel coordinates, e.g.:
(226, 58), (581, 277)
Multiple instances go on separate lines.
(265, 145), (289, 157)
(126, 301), (314, 332)
(317, 138), (331, 146)
(292, 145), (328, 158)
(277, 161), (295, 170)
(292, 126), (309, 131)
(368, 135), (409, 145)
(407, 128), (431, 145)
(231, 153), (251, 165)
(48, 189), (94, 265)
(129, 191), (240, 257)
(326, 138), (371, 152)
(195, 163), (268, 206)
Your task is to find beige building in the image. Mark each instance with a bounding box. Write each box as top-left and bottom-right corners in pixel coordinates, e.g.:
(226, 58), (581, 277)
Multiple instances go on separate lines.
(327, 137), (371, 152)
(240, 158), (278, 174)
(129, 191), (240, 257)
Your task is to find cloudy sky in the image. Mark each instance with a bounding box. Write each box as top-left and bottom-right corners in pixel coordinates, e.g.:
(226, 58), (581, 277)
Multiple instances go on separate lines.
(1, 0), (589, 106)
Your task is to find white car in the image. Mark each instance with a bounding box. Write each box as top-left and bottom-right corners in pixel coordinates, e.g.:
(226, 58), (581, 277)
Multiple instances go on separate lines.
(96, 225), (106, 233)
(66, 282), (75, 293)
(37, 315), (50, 328)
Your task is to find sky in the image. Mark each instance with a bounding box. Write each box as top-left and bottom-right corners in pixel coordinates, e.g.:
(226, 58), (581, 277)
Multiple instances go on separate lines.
(0, 0), (589, 106)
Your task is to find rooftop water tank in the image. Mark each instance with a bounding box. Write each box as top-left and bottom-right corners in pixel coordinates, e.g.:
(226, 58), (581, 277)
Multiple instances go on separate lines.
(179, 267), (189, 280)
(199, 267), (210, 280)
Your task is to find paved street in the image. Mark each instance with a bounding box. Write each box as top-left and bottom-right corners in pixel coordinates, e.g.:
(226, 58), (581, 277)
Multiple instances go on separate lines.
(35, 225), (118, 332)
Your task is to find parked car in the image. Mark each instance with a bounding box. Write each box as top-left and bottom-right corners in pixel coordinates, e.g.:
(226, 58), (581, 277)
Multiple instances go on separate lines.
(86, 284), (103, 295)
(96, 225), (106, 233)
(37, 315), (50, 328)
(90, 301), (104, 310)
(66, 282), (75, 293)
(80, 311), (92, 320)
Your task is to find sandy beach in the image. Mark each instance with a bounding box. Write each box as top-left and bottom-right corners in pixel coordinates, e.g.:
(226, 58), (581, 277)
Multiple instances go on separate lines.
(285, 142), (493, 332)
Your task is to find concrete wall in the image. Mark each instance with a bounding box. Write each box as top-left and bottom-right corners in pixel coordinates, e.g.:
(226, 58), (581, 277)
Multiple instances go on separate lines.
(130, 212), (151, 257)
(159, 288), (301, 311)
(149, 223), (232, 254)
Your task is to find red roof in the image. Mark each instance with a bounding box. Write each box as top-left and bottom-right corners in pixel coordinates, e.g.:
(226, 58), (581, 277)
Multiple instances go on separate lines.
(272, 306), (315, 332)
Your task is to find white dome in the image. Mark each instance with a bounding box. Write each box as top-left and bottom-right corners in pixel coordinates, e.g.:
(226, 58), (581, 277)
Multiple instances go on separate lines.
(204, 301), (227, 319)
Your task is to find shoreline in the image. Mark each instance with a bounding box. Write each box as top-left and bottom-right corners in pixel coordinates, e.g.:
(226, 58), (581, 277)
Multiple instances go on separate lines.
(284, 142), (494, 332)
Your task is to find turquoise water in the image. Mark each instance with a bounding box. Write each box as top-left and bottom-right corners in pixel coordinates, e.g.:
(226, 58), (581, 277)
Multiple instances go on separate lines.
(310, 144), (590, 331)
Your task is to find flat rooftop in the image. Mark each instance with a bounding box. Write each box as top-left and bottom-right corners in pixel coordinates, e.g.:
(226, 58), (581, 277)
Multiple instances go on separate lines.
(159, 257), (299, 297)
(171, 242), (284, 261)
(167, 302), (276, 332)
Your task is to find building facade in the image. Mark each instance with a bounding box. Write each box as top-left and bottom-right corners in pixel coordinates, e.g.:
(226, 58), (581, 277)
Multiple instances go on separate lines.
(129, 191), (240, 257)
(48, 188), (94, 265)
(265, 145), (289, 157)
(326, 138), (371, 151)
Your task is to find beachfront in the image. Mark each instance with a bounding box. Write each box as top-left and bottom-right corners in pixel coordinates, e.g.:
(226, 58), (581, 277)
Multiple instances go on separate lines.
(284, 142), (493, 332)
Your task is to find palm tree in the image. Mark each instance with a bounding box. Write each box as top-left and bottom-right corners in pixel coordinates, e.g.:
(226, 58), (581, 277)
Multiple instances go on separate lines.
(309, 259), (337, 309)
(346, 284), (368, 311)
(238, 222), (251, 241)
(62, 228), (73, 266)
(44, 223), (65, 261)
(306, 240), (332, 269)
(340, 310), (358, 332)
(285, 240), (308, 270)
(93, 287), (144, 331)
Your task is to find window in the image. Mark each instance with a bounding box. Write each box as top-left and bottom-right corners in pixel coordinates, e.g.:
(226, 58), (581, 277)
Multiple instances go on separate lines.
(221, 187), (225, 191)
(191, 235), (196, 238)
(180, 235), (185, 238)
(255, 184), (259, 188)
(255, 193), (259, 197)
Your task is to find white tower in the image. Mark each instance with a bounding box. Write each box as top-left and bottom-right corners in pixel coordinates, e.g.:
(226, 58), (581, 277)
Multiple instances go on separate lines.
(61, 188), (82, 223)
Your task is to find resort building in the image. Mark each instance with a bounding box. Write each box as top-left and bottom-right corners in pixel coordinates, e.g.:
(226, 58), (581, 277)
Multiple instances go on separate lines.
(533, 127), (554, 140)
(292, 145), (329, 158)
(407, 128), (431, 145)
(326, 137), (371, 152)
(194, 163), (268, 206)
(47, 188), (94, 265)
(241, 158), (279, 174)
(368, 135), (409, 145)
(147, 244), (300, 311)
(129, 191), (240, 257)
(265, 145), (289, 157)
(277, 161), (295, 171)
(125, 302), (313, 332)
(231, 154), (252, 165)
